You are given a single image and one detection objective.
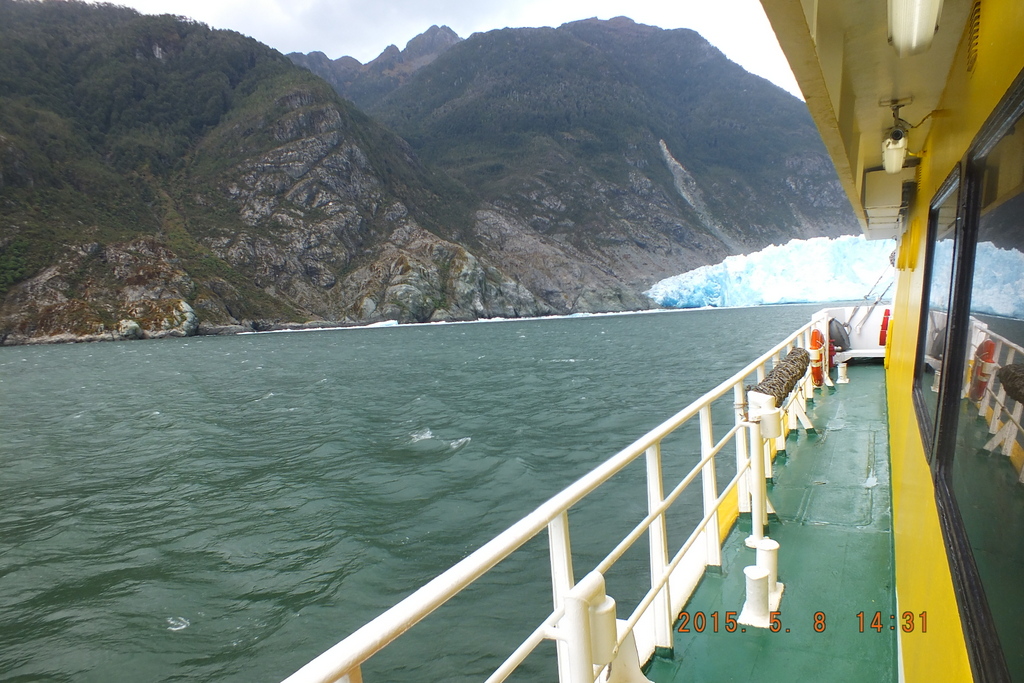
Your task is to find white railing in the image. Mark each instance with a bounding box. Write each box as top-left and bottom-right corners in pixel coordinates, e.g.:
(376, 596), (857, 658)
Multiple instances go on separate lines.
(968, 320), (1024, 474)
(283, 313), (831, 683)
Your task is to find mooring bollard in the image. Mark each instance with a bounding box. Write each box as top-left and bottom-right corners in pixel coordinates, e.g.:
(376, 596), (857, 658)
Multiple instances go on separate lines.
(737, 565), (770, 628)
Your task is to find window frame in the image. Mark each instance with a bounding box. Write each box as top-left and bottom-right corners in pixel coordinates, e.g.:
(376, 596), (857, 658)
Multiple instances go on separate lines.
(923, 66), (1024, 683)
(913, 165), (961, 459)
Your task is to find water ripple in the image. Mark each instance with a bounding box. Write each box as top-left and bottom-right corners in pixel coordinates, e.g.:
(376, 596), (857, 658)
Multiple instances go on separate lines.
(0, 305), (822, 682)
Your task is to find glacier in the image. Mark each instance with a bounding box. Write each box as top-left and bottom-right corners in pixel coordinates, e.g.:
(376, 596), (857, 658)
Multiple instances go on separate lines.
(646, 235), (1024, 320)
(646, 236), (894, 309)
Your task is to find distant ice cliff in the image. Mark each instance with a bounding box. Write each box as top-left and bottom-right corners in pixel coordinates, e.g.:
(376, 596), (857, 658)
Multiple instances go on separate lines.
(646, 236), (894, 309)
(646, 235), (1024, 320)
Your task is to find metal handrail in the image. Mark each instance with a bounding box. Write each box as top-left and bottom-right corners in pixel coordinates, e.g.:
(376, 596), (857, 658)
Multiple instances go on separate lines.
(282, 314), (826, 683)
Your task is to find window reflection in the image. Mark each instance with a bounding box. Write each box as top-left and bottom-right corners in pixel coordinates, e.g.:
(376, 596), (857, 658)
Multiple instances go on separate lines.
(952, 112), (1024, 679)
(917, 183), (959, 447)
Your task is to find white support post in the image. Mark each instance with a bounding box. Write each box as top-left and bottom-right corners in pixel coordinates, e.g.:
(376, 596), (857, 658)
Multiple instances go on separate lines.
(745, 417), (766, 548)
(699, 405), (722, 567)
(734, 384), (750, 514)
(991, 348), (1017, 434)
(549, 512), (576, 683)
(1006, 402), (1023, 457)
(340, 668), (363, 683)
(746, 392), (776, 548)
(645, 443), (673, 650)
(979, 340), (1003, 417)
(788, 393), (815, 432)
(563, 585), (596, 683)
(563, 572), (616, 683)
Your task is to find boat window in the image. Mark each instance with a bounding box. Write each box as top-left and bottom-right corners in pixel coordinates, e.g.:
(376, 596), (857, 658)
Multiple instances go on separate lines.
(949, 101), (1024, 680)
(914, 173), (960, 456)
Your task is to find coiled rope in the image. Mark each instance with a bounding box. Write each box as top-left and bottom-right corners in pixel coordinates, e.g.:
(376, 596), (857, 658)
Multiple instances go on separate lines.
(749, 348), (810, 406)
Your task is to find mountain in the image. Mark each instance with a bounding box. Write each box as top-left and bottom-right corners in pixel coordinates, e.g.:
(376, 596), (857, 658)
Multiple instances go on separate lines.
(1, 3), (856, 345)
(298, 17), (858, 312)
(0, 1), (544, 344)
(288, 25), (463, 108)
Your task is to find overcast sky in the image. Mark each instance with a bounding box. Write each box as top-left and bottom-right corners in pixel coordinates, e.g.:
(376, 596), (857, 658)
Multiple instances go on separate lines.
(85, 0), (803, 99)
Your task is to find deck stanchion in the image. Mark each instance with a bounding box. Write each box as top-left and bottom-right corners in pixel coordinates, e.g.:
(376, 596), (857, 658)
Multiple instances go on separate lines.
(746, 393), (779, 548)
(549, 512), (575, 683)
(645, 443), (673, 650)
(734, 384), (750, 514)
(563, 572), (616, 683)
(989, 347), (1016, 434)
(699, 405), (722, 567)
(745, 416), (767, 548)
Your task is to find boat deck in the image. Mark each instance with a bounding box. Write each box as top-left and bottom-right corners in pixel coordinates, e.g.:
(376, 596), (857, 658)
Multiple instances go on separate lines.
(645, 363), (897, 682)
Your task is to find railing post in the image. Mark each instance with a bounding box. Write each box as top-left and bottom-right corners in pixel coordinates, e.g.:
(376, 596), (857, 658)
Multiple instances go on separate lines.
(991, 348), (1017, 434)
(745, 415), (766, 548)
(549, 512), (575, 683)
(980, 340), (1004, 417)
(699, 405), (722, 567)
(645, 443), (673, 650)
(735, 384), (750, 513)
(563, 590), (595, 683)
(1006, 402), (1023, 458)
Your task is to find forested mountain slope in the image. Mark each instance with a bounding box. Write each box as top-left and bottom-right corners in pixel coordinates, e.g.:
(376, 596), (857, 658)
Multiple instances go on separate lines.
(1, 2), (855, 344)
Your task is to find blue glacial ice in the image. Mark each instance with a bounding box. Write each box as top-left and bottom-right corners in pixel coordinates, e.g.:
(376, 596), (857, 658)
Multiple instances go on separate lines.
(970, 241), (1024, 319)
(646, 236), (895, 309)
(646, 235), (1024, 320)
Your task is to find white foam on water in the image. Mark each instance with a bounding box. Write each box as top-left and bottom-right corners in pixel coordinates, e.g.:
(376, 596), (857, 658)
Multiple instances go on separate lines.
(410, 428), (434, 443)
(166, 617), (190, 631)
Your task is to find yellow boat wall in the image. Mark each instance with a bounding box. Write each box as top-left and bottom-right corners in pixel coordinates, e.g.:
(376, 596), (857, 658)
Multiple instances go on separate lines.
(761, 1), (1024, 680)
(891, 4), (1023, 679)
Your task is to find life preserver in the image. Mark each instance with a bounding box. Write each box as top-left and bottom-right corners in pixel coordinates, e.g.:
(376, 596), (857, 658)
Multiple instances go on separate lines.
(968, 339), (997, 402)
(810, 328), (825, 387)
(879, 308), (891, 346)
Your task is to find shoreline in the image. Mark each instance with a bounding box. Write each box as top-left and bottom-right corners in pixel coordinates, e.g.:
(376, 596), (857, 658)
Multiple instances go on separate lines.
(0, 301), (860, 347)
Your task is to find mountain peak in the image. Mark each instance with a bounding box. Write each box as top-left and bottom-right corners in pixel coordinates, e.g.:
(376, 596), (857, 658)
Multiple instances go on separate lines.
(405, 25), (461, 59)
(289, 25), (463, 104)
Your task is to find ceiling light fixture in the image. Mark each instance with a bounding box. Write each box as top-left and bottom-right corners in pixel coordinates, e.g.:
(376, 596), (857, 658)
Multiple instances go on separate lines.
(888, 0), (944, 57)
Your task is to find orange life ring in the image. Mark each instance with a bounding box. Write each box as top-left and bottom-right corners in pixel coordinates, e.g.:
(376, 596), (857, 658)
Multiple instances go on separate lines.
(810, 328), (825, 387)
(879, 308), (891, 346)
(968, 339), (996, 402)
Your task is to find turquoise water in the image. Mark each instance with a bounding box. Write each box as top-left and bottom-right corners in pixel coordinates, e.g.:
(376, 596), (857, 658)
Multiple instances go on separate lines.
(0, 306), (819, 682)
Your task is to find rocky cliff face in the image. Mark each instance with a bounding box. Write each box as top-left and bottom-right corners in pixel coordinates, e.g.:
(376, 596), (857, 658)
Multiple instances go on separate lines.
(1, 4), (857, 345)
(1, 239), (199, 344)
(2, 82), (549, 343)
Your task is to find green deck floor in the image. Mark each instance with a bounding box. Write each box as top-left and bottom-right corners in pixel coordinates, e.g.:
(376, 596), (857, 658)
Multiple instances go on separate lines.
(646, 364), (897, 683)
